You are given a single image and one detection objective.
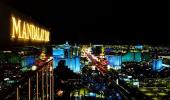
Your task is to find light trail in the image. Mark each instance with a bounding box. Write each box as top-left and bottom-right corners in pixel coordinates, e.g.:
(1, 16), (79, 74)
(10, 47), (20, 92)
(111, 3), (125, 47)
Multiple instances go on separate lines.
(83, 51), (108, 75)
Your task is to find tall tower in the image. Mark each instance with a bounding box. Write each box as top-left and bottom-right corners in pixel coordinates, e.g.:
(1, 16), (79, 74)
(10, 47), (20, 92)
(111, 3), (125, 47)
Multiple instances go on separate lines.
(64, 41), (71, 58)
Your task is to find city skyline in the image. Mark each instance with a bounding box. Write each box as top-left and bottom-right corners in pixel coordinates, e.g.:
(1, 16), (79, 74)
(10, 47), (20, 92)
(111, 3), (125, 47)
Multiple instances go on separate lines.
(1, 1), (170, 99)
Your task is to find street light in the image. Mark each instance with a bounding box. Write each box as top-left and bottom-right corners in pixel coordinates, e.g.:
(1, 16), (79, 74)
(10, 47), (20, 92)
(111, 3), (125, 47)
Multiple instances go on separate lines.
(31, 65), (37, 71)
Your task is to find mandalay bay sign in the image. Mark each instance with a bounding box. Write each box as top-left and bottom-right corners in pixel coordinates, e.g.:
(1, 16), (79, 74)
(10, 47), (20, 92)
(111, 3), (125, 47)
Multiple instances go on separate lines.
(11, 15), (50, 42)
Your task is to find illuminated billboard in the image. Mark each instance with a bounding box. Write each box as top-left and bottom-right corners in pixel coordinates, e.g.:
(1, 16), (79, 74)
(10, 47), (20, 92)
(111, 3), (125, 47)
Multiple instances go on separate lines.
(0, 4), (50, 47)
(11, 16), (50, 42)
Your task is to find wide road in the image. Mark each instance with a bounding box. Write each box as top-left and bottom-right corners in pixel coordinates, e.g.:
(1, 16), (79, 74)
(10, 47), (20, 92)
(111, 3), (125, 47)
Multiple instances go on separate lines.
(83, 52), (134, 99)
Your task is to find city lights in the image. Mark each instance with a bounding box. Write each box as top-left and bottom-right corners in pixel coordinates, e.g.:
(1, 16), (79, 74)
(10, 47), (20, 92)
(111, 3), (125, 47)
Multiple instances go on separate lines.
(57, 90), (64, 96)
(11, 16), (50, 42)
(2, 1), (170, 99)
(31, 65), (37, 71)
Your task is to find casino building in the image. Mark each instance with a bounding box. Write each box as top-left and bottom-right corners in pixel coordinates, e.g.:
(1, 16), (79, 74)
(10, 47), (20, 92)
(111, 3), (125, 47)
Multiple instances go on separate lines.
(53, 42), (81, 73)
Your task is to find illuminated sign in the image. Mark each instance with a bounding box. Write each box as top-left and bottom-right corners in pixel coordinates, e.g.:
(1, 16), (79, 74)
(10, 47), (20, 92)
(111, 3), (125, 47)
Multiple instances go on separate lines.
(11, 16), (50, 42)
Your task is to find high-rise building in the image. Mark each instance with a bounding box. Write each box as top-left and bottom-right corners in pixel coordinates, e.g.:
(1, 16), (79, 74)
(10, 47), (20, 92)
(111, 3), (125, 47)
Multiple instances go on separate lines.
(53, 42), (81, 73)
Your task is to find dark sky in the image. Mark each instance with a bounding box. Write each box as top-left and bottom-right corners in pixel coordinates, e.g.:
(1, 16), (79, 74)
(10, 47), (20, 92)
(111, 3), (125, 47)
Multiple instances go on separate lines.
(1, 1), (170, 45)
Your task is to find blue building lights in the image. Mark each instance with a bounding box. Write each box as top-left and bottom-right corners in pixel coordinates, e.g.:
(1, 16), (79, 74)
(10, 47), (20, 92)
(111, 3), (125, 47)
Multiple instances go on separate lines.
(134, 52), (142, 62)
(152, 59), (163, 72)
(75, 57), (80, 73)
(69, 58), (75, 71)
(122, 52), (142, 62)
(135, 45), (143, 49)
(68, 57), (80, 73)
(53, 48), (65, 68)
(105, 52), (142, 67)
(21, 56), (35, 68)
(53, 43), (81, 73)
(106, 55), (122, 66)
(52, 48), (64, 58)
(122, 52), (134, 62)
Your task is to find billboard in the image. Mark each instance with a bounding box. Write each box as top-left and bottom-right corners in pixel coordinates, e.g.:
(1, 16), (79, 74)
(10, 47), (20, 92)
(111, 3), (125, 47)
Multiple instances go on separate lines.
(11, 16), (50, 42)
(0, 3), (50, 47)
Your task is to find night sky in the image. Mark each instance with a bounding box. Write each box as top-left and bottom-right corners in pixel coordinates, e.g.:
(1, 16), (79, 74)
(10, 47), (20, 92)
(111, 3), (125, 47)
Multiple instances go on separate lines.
(1, 1), (170, 45)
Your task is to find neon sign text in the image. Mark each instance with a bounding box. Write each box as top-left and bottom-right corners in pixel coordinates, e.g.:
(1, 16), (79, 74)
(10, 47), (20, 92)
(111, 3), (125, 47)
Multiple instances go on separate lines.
(11, 16), (50, 42)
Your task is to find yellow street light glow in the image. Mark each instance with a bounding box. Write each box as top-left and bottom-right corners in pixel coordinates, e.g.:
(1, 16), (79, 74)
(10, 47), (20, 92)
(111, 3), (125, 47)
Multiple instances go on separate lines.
(11, 16), (50, 42)
(152, 97), (159, 100)
(158, 92), (167, 96)
(145, 92), (154, 96)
